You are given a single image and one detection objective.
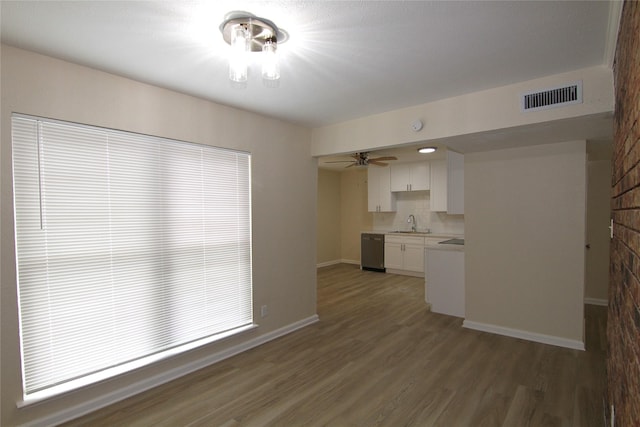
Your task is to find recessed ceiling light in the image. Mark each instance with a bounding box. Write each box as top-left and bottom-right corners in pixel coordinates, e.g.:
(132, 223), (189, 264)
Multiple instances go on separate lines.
(417, 147), (437, 154)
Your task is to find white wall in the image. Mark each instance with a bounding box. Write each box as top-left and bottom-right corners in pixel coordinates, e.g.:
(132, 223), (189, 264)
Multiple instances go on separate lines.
(463, 140), (587, 348)
(1, 45), (317, 426)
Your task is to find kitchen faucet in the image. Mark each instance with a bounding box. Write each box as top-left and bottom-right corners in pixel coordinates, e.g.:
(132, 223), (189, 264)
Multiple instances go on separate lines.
(407, 214), (417, 232)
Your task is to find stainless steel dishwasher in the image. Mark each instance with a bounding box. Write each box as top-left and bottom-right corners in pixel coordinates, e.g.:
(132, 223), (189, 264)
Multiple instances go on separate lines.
(361, 233), (385, 272)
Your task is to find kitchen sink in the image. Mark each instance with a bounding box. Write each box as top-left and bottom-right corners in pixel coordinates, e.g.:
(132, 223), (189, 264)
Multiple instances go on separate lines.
(391, 230), (431, 234)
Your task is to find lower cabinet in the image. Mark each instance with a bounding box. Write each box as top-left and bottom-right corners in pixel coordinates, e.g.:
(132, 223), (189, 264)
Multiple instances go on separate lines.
(425, 248), (465, 317)
(384, 235), (425, 273)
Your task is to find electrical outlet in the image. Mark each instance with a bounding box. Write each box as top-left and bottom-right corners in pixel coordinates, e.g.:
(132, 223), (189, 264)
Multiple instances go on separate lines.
(261, 305), (268, 318)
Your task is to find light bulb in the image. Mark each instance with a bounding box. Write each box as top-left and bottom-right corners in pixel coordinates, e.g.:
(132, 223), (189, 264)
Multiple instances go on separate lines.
(261, 40), (280, 83)
(229, 24), (248, 83)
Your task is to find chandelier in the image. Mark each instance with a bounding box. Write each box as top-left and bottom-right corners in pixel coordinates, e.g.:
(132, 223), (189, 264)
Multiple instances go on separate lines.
(219, 11), (288, 88)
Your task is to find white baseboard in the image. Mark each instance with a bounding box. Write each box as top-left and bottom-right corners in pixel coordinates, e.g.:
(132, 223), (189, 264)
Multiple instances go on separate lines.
(316, 259), (360, 268)
(25, 315), (320, 427)
(316, 259), (342, 268)
(385, 268), (424, 278)
(584, 297), (608, 306)
(462, 320), (585, 351)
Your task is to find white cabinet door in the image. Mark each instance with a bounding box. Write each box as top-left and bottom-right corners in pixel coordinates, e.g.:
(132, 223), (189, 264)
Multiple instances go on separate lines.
(377, 167), (395, 211)
(384, 242), (404, 269)
(390, 162), (430, 192)
(384, 235), (425, 272)
(426, 249), (465, 317)
(368, 167), (396, 212)
(390, 164), (412, 192)
(403, 243), (425, 272)
(367, 168), (380, 212)
(410, 162), (430, 191)
(447, 151), (464, 214)
(430, 160), (447, 212)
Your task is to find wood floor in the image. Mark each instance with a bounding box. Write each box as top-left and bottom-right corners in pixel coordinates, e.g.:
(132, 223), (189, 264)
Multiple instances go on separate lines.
(63, 263), (607, 426)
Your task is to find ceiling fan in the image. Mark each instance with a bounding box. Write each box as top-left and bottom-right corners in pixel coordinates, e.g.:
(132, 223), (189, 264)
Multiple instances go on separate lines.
(324, 152), (398, 168)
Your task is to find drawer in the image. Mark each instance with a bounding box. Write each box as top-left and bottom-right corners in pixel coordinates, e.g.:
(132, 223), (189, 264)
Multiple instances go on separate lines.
(385, 235), (425, 245)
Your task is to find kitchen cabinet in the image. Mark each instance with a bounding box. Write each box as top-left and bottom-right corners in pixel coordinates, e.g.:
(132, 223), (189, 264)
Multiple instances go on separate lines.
(423, 237), (444, 279)
(368, 167), (396, 212)
(429, 153), (464, 214)
(384, 235), (424, 273)
(430, 160), (447, 212)
(390, 162), (430, 192)
(425, 247), (465, 317)
(447, 151), (464, 214)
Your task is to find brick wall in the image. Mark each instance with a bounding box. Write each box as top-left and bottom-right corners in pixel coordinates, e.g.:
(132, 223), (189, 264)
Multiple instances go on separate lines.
(609, 1), (640, 425)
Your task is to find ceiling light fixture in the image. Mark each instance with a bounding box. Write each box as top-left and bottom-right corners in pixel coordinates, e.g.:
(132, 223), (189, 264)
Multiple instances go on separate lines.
(220, 11), (288, 88)
(418, 147), (437, 154)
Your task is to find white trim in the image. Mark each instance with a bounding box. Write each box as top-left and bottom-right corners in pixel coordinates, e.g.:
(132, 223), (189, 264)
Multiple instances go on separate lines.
(20, 315), (320, 427)
(316, 259), (361, 268)
(19, 324), (259, 407)
(603, 0), (623, 69)
(585, 297), (608, 306)
(316, 259), (342, 268)
(385, 268), (424, 278)
(462, 320), (585, 351)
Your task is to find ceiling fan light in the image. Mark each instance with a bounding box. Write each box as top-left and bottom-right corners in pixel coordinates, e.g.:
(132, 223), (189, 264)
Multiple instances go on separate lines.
(418, 147), (437, 154)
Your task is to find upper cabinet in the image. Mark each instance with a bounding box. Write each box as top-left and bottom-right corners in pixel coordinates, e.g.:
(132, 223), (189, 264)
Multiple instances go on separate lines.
(368, 167), (396, 212)
(430, 160), (448, 212)
(447, 151), (464, 214)
(430, 152), (464, 214)
(390, 162), (430, 192)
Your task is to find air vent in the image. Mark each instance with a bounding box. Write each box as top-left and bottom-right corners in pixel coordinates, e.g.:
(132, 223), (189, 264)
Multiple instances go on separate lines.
(521, 81), (582, 112)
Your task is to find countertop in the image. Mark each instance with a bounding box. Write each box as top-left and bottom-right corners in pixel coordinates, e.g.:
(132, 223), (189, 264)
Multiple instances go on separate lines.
(425, 240), (465, 252)
(361, 230), (464, 251)
(362, 230), (462, 238)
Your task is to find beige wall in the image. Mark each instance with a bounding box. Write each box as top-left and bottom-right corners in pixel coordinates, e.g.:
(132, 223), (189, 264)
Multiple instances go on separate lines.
(1, 45), (317, 426)
(585, 142), (612, 303)
(340, 169), (372, 264)
(464, 140), (586, 345)
(311, 66), (614, 156)
(316, 168), (372, 266)
(317, 169), (342, 265)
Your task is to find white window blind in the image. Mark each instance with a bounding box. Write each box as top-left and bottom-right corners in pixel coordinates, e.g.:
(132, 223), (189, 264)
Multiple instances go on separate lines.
(12, 115), (253, 401)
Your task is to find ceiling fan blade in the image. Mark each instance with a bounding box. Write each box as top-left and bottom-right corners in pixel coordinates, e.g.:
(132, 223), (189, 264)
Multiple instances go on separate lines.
(368, 160), (389, 167)
(345, 163), (357, 168)
(369, 156), (397, 161)
(324, 160), (357, 163)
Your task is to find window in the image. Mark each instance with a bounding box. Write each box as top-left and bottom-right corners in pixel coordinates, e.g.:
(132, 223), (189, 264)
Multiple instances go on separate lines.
(12, 115), (253, 402)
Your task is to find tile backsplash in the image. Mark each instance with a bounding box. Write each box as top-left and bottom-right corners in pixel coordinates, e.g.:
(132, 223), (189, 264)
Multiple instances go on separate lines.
(372, 191), (464, 235)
